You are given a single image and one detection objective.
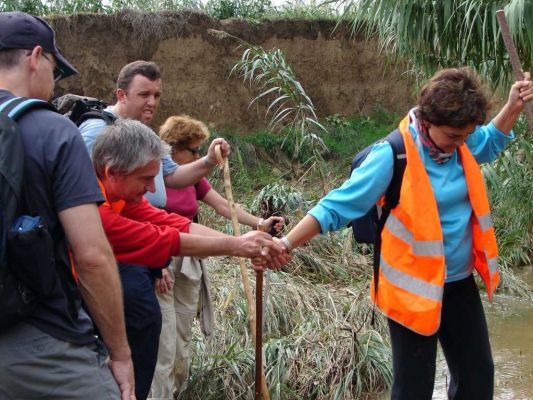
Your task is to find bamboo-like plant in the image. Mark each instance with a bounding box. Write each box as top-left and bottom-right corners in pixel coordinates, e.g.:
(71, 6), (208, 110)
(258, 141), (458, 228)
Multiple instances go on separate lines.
(339, 0), (533, 89)
(251, 183), (311, 218)
(231, 43), (329, 157)
(483, 117), (533, 275)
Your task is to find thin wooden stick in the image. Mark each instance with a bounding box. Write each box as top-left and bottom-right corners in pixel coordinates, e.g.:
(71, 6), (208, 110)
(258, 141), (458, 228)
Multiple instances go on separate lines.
(254, 268), (264, 400)
(214, 145), (270, 400)
(496, 9), (533, 135)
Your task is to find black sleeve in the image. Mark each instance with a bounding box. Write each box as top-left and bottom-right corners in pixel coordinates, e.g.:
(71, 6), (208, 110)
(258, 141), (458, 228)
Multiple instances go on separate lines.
(29, 110), (104, 212)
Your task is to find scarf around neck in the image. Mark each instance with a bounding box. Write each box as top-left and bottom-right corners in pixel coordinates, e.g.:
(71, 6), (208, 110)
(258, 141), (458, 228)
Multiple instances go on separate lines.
(408, 108), (454, 164)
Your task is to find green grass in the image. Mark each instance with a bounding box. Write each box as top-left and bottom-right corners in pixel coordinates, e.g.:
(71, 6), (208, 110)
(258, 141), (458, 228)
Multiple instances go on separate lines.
(0, 0), (341, 20)
(237, 109), (399, 163)
(322, 110), (400, 161)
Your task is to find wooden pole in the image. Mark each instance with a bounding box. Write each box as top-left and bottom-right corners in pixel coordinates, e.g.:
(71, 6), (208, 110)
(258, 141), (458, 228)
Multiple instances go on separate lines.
(214, 145), (270, 400)
(254, 267), (264, 400)
(496, 9), (533, 135)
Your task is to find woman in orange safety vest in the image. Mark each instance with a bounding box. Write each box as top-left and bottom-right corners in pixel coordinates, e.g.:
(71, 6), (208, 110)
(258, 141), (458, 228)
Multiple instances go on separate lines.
(273, 67), (533, 400)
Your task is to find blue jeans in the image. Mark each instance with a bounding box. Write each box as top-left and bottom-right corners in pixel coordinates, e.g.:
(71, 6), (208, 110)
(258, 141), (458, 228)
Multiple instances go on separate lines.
(119, 264), (162, 400)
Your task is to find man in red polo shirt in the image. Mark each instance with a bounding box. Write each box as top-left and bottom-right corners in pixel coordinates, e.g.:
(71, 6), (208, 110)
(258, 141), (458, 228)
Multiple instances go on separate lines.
(93, 118), (285, 275)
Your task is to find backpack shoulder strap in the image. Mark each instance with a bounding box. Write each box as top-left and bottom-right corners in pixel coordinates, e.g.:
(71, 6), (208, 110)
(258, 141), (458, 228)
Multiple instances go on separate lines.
(0, 97), (51, 232)
(0, 97), (56, 120)
(0, 97), (57, 219)
(76, 110), (116, 127)
(382, 128), (406, 211)
(370, 128), (406, 323)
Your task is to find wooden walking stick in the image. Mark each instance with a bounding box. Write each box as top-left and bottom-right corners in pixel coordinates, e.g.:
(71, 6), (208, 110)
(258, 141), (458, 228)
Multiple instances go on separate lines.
(496, 9), (533, 135)
(255, 223), (271, 400)
(214, 145), (270, 400)
(255, 260), (264, 400)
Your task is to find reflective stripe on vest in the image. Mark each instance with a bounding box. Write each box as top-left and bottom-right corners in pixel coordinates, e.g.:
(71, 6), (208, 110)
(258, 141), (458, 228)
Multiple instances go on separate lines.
(385, 214), (444, 257)
(372, 116), (499, 335)
(459, 144), (499, 299)
(380, 258), (443, 302)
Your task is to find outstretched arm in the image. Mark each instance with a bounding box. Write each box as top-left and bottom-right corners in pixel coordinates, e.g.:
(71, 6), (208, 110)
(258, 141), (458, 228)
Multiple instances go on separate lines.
(279, 214), (321, 253)
(184, 224), (281, 261)
(202, 188), (285, 232)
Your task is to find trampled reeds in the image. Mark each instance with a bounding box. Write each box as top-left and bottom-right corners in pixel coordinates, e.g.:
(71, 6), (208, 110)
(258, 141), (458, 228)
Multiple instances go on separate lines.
(181, 182), (393, 399)
(180, 235), (392, 399)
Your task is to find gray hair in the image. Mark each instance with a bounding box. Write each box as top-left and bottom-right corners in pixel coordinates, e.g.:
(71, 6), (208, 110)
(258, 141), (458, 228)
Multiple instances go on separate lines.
(93, 119), (170, 178)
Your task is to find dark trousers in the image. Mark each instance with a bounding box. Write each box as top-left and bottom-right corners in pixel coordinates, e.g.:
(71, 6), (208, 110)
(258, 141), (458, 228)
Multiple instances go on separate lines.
(119, 264), (162, 400)
(388, 275), (494, 400)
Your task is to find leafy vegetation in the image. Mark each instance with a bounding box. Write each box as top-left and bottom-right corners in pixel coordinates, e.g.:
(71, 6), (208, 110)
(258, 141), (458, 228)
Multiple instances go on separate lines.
(339, 0), (533, 89)
(232, 43), (328, 157)
(204, 0), (272, 19)
(483, 115), (533, 297)
(0, 0), (341, 20)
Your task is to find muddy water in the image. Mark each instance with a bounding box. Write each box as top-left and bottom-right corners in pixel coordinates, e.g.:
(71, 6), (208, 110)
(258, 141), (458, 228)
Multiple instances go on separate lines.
(373, 272), (533, 400)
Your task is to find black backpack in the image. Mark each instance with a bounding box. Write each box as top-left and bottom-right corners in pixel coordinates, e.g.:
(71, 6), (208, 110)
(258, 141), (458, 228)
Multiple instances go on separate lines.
(348, 129), (406, 313)
(52, 94), (116, 126)
(0, 97), (58, 328)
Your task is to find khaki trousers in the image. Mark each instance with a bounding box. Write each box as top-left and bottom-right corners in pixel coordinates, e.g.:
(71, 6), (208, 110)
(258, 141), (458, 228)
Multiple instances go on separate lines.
(149, 256), (213, 399)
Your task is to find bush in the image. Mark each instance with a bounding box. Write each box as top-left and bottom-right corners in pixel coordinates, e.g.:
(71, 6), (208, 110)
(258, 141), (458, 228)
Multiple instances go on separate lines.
(483, 115), (533, 283)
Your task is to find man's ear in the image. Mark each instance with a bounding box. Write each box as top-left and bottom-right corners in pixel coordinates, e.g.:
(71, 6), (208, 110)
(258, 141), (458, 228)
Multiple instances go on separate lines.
(27, 46), (43, 72)
(116, 88), (127, 103)
(103, 165), (119, 182)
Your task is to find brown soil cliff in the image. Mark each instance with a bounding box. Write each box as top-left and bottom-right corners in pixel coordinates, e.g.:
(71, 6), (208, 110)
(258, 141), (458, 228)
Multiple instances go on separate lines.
(50, 11), (415, 132)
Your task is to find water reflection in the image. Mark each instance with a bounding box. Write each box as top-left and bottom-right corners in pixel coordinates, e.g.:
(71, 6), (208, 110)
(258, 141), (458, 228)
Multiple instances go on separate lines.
(484, 297), (533, 400)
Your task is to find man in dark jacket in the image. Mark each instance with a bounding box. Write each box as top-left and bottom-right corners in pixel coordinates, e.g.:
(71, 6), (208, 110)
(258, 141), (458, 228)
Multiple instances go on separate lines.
(0, 12), (134, 399)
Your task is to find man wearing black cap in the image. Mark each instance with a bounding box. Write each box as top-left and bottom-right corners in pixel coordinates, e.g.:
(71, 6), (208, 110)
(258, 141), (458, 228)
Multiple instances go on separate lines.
(0, 12), (134, 399)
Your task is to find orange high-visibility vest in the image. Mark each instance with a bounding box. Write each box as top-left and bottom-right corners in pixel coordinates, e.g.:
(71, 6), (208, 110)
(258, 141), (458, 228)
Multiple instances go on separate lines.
(98, 179), (126, 213)
(371, 116), (499, 335)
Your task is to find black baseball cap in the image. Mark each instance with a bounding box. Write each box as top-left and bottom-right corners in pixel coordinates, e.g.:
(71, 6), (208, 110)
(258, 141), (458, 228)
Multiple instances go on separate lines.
(0, 12), (78, 81)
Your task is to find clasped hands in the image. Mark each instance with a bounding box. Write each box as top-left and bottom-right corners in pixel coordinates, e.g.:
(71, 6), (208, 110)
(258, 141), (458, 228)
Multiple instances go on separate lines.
(244, 233), (292, 271)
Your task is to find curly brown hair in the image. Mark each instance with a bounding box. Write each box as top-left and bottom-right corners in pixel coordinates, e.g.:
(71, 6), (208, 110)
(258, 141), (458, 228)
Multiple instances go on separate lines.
(159, 115), (210, 150)
(416, 67), (491, 128)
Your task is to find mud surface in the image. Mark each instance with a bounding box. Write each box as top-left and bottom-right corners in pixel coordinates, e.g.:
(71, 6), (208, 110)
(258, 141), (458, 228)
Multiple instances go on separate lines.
(49, 12), (415, 132)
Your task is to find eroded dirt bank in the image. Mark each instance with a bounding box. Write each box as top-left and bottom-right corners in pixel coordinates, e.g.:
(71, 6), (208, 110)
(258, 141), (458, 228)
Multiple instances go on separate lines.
(50, 11), (415, 132)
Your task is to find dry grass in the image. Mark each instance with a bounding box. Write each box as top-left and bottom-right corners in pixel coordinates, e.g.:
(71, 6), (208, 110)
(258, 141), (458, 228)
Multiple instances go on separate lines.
(179, 219), (392, 399)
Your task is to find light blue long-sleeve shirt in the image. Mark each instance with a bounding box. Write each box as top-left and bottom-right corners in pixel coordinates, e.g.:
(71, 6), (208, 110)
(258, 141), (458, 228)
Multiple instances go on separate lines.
(78, 106), (178, 208)
(309, 121), (513, 282)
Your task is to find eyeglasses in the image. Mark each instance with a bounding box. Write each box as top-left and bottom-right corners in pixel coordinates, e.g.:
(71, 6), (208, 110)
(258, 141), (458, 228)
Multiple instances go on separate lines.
(41, 53), (64, 83)
(27, 51), (63, 83)
(187, 147), (202, 156)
